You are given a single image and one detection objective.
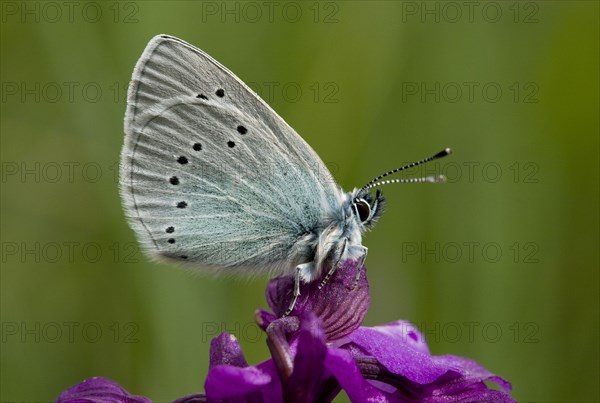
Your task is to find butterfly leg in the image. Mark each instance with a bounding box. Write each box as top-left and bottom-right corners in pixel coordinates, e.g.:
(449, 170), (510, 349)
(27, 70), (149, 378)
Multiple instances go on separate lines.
(349, 246), (368, 289)
(318, 238), (348, 290)
(284, 262), (313, 316)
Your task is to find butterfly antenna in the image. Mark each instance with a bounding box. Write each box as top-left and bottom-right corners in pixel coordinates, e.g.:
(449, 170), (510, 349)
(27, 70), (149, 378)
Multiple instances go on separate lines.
(361, 148), (452, 191)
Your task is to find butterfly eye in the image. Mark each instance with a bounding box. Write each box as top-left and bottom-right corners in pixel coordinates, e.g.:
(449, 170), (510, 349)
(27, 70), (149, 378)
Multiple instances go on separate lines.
(354, 199), (371, 223)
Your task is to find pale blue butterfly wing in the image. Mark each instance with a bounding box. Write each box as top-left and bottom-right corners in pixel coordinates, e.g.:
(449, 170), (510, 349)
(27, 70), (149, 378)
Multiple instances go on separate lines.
(120, 35), (344, 277)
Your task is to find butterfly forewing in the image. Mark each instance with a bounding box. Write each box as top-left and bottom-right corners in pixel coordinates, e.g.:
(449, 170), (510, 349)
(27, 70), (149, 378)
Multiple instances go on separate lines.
(120, 35), (342, 275)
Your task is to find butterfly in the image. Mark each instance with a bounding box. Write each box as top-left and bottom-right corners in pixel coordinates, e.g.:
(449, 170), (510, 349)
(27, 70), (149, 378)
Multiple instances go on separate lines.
(120, 35), (451, 315)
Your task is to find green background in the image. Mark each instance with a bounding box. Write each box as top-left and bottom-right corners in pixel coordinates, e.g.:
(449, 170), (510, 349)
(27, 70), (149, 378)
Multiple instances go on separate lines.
(1, 1), (598, 401)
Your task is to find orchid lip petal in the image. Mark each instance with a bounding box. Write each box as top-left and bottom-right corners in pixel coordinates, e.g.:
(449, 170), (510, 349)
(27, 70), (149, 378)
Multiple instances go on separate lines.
(266, 259), (370, 341)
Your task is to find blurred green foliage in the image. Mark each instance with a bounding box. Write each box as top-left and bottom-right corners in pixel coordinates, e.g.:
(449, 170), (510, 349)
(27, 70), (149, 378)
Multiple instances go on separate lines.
(1, 1), (598, 401)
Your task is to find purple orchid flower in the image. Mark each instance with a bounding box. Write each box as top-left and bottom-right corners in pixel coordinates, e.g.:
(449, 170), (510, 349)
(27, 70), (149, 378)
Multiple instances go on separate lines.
(57, 260), (514, 402)
(198, 260), (514, 402)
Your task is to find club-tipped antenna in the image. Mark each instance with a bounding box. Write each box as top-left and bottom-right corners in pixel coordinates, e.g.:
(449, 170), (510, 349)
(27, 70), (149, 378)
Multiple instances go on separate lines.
(363, 175), (446, 190)
(361, 148), (452, 191)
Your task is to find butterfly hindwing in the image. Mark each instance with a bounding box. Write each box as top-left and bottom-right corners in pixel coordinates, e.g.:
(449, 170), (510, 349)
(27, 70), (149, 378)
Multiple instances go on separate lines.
(120, 35), (342, 276)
